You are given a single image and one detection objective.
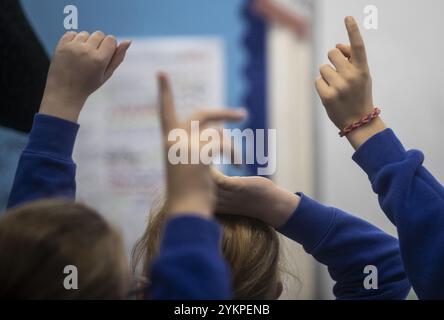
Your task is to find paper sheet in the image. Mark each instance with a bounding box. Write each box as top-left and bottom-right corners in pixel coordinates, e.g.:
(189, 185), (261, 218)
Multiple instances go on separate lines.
(74, 37), (225, 254)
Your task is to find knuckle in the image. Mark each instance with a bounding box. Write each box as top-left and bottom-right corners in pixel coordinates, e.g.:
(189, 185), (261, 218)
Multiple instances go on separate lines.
(62, 31), (74, 38)
(323, 90), (337, 104)
(343, 71), (355, 82)
(336, 82), (350, 96)
(347, 69), (370, 84)
(92, 54), (105, 64)
(106, 35), (117, 45)
(335, 81), (346, 91)
(349, 24), (359, 34)
(323, 96), (334, 105)
(320, 64), (329, 73)
(354, 42), (365, 51)
(327, 48), (338, 59)
(76, 44), (89, 54)
(56, 42), (69, 52)
(359, 69), (371, 80)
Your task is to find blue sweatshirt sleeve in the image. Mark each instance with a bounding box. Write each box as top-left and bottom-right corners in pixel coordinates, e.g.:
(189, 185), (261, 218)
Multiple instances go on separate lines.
(278, 193), (411, 300)
(149, 215), (232, 300)
(353, 128), (444, 299)
(7, 114), (79, 208)
(8, 115), (231, 300)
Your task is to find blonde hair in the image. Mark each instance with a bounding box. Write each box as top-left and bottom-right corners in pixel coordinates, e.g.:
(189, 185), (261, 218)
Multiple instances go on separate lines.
(133, 198), (282, 300)
(0, 200), (130, 299)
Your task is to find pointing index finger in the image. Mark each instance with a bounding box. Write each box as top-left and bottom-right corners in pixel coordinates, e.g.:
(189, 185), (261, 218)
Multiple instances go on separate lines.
(345, 16), (368, 67)
(157, 72), (178, 134)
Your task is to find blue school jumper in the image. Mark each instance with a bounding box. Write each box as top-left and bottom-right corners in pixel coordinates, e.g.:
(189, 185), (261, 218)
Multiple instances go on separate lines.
(353, 129), (444, 299)
(7, 114), (410, 299)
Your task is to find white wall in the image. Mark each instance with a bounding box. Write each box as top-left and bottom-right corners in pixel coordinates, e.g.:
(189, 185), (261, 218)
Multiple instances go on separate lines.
(314, 0), (444, 298)
(269, 27), (317, 298)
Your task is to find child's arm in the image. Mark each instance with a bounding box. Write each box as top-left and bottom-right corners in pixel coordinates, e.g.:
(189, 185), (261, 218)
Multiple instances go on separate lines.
(150, 216), (232, 300)
(6, 114), (79, 208)
(280, 194), (411, 300)
(7, 31), (130, 208)
(213, 170), (411, 299)
(352, 129), (444, 299)
(316, 17), (444, 299)
(149, 74), (245, 299)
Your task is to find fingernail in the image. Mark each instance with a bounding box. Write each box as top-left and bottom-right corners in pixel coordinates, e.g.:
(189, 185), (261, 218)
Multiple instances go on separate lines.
(157, 71), (167, 82)
(237, 108), (247, 115)
(122, 41), (132, 51)
(237, 108), (249, 119)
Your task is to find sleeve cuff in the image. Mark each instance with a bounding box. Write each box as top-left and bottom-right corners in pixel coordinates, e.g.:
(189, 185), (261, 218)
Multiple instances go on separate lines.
(161, 215), (222, 250)
(278, 193), (336, 253)
(26, 114), (79, 159)
(352, 128), (407, 179)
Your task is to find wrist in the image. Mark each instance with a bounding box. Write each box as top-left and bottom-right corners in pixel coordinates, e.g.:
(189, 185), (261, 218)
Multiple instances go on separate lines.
(346, 116), (387, 150)
(270, 187), (301, 228)
(39, 89), (87, 123)
(167, 196), (213, 220)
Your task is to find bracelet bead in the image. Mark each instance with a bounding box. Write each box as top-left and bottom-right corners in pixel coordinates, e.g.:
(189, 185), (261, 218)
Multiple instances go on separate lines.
(339, 108), (381, 137)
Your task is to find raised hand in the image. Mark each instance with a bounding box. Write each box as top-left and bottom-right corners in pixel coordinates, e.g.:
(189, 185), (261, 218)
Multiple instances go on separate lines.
(158, 73), (246, 219)
(315, 16), (387, 149)
(316, 16), (374, 130)
(40, 31), (131, 122)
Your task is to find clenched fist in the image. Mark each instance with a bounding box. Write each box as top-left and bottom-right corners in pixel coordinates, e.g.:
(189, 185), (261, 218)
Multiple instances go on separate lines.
(40, 31), (131, 122)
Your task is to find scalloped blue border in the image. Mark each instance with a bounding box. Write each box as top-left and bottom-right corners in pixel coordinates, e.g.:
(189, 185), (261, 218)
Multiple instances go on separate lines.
(242, 0), (268, 176)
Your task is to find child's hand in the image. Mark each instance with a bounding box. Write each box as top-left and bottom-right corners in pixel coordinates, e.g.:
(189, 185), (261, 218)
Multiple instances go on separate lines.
(316, 17), (374, 130)
(40, 31), (131, 122)
(158, 73), (246, 219)
(212, 169), (300, 228)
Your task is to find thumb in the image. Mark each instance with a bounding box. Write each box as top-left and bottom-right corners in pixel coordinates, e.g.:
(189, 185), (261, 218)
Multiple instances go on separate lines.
(211, 167), (237, 190)
(104, 40), (132, 81)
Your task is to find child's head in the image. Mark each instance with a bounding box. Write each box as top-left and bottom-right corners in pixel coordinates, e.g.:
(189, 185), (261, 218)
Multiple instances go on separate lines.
(133, 201), (282, 300)
(0, 200), (130, 299)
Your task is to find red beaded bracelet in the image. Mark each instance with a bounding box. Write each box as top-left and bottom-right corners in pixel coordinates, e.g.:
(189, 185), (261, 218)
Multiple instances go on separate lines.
(339, 108), (381, 137)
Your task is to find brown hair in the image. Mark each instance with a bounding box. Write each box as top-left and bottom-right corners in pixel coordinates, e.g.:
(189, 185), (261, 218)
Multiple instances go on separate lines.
(0, 200), (130, 299)
(133, 199), (282, 300)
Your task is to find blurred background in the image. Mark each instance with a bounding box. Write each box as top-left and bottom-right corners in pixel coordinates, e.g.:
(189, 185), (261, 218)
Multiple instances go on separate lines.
(1, 0), (443, 299)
